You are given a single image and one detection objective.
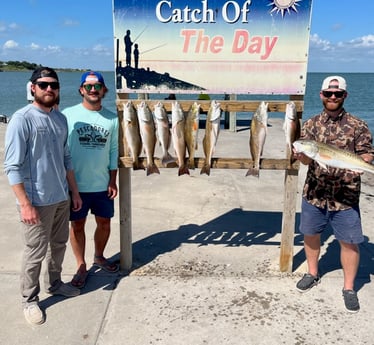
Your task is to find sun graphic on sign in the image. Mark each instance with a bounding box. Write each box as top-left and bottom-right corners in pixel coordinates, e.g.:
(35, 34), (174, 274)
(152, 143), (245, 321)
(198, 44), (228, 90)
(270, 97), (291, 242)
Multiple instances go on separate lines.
(268, 0), (302, 17)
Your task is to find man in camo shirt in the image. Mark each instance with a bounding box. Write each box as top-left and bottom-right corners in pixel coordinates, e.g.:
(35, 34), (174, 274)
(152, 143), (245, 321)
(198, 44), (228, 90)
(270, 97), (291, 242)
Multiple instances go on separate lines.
(294, 76), (374, 313)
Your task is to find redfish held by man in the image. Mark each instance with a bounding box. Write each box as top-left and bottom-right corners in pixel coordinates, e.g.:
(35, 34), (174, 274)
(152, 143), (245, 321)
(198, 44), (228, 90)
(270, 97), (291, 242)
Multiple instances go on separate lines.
(200, 100), (221, 176)
(123, 101), (143, 170)
(283, 101), (301, 166)
(136, 101), (160, 176)
(171, 101), (189, 176)
(293, 139), (374, 174)
(153, 101), (174, 167)
(246, 101), (268, 177)
(184, 102), (200, 169)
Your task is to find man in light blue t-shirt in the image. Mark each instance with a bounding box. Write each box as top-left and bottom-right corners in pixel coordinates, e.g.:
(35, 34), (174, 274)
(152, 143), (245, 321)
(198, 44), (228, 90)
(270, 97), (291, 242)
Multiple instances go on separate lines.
(63, 71), (119, 289)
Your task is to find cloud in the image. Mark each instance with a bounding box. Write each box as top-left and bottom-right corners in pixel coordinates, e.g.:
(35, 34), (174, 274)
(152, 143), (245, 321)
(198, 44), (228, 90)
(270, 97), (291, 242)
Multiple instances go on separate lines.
(3, 40), (19, 49)
(63, 19), (79, 27)
(349, 35), (374, 48)
(309, 33), (331, 51)
(30, 43), (40, 50)
(308, 33), (374, 72)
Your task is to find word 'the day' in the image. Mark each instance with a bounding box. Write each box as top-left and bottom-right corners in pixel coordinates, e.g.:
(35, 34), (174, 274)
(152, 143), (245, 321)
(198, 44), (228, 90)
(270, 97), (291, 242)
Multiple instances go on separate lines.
(180, 30), (279, 60)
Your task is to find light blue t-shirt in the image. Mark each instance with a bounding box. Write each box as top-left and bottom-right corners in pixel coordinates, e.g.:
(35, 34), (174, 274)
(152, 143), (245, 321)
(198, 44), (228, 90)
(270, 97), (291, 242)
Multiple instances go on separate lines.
(4, 104), (72, 206)
(62, 103), (119, 192)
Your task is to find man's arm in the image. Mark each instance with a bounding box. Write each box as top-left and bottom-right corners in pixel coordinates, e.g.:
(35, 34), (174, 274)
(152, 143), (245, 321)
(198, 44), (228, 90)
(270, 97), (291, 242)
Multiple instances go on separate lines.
(11, 183), (40, 225)
(66, 170), (82, 212)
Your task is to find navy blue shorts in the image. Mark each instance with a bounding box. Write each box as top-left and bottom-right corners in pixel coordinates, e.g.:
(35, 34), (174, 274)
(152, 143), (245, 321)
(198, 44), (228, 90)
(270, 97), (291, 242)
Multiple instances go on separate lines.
(70, 191), (114, 221)
(299, 198), (364, 244)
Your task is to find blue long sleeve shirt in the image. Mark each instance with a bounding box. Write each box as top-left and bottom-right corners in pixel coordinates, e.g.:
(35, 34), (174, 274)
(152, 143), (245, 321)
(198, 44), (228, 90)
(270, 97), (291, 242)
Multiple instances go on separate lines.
(4, 104), (73, 206)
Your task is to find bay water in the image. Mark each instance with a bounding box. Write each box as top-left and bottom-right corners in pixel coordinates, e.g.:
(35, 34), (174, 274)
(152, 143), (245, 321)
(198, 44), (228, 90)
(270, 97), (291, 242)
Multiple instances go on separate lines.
(1, 71), (373, 134)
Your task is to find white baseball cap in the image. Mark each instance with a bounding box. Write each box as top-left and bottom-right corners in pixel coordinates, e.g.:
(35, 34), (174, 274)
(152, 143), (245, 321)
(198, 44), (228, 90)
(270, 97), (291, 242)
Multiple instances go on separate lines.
(321, 76), (347, 91)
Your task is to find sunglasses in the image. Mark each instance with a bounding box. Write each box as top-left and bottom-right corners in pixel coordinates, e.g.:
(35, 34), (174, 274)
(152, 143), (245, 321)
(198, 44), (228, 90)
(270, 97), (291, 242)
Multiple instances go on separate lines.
(83, 84), (103, 91)
(35, 81), (60, 90)
(322, 90), (345, 98)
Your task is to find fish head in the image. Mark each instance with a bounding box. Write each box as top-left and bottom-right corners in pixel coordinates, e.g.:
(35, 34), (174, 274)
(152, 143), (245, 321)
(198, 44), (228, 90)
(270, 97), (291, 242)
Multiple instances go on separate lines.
(253, 101), (268, 124)
(285, 101), (297, 120)
(292, 140), (318, 158)
(137, 101), (152, 121)
(192, 102), (201, 113)
(171, 101), (184, 122)
(208, 100), (222, 121)
(153, 101), (166, 120)
(123, 101), (135, 121)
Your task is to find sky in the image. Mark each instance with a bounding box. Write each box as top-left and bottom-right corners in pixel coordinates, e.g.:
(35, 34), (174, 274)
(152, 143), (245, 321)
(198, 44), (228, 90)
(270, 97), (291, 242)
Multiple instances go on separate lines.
(0, 0), (374, 73)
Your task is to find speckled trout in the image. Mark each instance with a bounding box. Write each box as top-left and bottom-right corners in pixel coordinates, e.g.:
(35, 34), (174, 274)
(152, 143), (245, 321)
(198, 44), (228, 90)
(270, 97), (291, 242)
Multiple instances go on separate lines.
(283, 101), (301, 166)
(293, 139), (374, 174)
(123, 101), (143, 170)
(137, 101), (160, 176)
(171, 101), (189, 176)
(200, 100), (221, 176)
(153, 101), (174, 167)
(184, 102), (200, 169)
(247, 101), (268, 177)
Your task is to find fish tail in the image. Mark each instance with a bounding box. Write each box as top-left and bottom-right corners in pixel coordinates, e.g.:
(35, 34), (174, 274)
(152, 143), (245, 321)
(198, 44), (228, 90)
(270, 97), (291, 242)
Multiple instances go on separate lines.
(245, 167), (259, 177)
(161, 153), (175, 167)
(178, 165), (190, 176)
(200, 164), (211, 176)
(146, 164), (160, 176)
(132, 160), (145, 171)
(187, 157), (196, 169)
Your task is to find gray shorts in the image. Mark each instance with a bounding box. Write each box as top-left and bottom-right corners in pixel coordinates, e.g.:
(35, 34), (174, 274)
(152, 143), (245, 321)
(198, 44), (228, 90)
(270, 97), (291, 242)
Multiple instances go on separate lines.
(299, 198), (364, 244)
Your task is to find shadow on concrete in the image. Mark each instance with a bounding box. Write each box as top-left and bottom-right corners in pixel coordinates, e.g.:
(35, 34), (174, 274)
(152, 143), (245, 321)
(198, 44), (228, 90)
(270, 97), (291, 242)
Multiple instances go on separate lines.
(131, 208), (283, 268)
(40, 208), (374, 309)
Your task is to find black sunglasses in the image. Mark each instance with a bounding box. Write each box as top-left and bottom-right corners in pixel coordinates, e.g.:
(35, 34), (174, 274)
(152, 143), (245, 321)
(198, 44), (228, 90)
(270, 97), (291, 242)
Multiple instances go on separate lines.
(34, 81), (60, 90)
(322, 90), (345, 98)
(83, 84), (103, 91)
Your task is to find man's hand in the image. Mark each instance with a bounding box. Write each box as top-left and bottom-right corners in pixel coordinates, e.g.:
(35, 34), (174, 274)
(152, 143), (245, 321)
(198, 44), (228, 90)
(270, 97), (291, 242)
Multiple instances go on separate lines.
(292, 149), (313, 165)
(20, 203), (41, 225)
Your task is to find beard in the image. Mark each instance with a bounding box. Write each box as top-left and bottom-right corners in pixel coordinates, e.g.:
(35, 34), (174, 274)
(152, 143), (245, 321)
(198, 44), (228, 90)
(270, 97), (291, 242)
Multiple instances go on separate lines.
(33, 93), (58, 108)
(323, 98), (344, 113)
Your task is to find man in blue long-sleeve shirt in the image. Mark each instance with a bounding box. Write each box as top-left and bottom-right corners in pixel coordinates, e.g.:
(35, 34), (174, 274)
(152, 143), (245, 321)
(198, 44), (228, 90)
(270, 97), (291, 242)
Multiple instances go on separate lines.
(4, 67), (82, 325)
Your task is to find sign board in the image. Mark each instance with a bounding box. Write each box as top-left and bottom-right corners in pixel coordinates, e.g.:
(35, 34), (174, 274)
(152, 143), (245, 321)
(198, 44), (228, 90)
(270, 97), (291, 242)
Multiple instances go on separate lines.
(113, 0), (313, 95)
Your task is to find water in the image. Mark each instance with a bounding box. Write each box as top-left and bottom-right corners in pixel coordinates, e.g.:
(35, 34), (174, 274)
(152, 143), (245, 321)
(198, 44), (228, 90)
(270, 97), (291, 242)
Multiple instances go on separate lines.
(1, 71), (373, 133)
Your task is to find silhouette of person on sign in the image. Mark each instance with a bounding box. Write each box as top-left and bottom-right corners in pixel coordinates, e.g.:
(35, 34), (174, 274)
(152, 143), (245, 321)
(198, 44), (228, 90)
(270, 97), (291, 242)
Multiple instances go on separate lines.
(134, 43), (139, 69)
(124, 30), (133, 67)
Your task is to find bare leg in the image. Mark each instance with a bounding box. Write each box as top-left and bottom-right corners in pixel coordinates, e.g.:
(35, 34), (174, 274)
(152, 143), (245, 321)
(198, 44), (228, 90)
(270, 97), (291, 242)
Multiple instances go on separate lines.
(340, 241), (360, 290)
(303, 234), (321, 276)
(70, 218), (87, 274)
(93, 216), (111, 258)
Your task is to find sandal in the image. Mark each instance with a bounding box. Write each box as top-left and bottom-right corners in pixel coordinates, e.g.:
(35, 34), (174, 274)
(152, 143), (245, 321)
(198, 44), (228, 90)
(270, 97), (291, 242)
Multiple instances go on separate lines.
(93, 255), (119, 273)
(71, 270), (88, 289)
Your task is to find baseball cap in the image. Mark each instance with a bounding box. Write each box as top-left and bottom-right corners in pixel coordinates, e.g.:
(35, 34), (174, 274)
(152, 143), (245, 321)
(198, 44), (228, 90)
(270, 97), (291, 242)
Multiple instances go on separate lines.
(321, 76), (347, 91)
(80, 71), (105, 86)
(30, 67), (59, 83)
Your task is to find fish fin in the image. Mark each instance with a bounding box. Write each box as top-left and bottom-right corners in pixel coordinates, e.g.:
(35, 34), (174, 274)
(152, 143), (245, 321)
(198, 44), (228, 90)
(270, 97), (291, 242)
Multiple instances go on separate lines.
(132, 160), (145, 171)
(178, 165), (190, 176)
(316, 161), (328, 170)
(200, 164), (211, 176)
(187, 158), (196, 169)
(146, 164), (160, 176)
(161, 153), (175, 167)
(245, 167), (259, 178)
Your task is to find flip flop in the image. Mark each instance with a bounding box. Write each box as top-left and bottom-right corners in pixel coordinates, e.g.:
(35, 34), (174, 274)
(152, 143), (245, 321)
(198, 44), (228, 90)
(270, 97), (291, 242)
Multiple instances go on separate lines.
(71, 270), (88, 289)
(93, 256), (119, 273)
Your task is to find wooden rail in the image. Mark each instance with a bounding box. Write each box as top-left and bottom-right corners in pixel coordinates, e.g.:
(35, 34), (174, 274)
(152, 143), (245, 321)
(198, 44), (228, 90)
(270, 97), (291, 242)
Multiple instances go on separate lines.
(119, 157), (299, 170)
(116, 98), (304, 114)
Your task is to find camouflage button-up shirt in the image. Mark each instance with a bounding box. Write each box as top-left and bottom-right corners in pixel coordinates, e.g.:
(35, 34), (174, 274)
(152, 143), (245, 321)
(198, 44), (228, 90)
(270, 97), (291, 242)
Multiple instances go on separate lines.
(301, 109), (374, 211)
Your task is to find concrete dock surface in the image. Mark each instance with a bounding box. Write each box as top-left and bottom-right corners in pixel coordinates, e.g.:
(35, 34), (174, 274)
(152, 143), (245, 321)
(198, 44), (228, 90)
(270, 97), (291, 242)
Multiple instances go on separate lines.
(1, 119), (374, 345)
